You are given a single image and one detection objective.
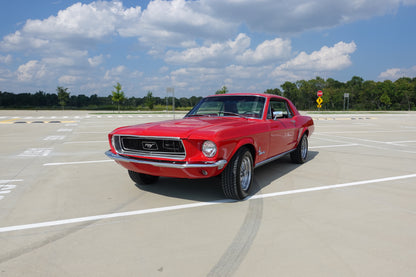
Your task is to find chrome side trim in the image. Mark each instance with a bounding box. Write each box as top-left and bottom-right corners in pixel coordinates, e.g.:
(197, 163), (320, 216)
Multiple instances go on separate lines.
(254, 149), (295, 168)
(105, 150), (227, 170)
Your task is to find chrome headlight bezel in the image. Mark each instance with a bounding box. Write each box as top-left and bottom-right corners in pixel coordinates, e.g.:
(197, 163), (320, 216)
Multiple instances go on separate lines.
(202, 140), (217, 158)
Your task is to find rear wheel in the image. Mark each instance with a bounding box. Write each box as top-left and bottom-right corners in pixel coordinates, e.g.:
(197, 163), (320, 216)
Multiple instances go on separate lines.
(290, 134), (308, 164)
(128, 170), (159, 185)
(221, 147), (253, 200)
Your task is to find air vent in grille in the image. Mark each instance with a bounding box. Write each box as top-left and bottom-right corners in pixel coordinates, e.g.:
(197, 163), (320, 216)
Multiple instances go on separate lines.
(113, 135), (186, 159)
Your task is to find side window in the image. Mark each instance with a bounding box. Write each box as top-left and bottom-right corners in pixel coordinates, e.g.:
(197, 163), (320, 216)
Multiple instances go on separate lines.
(268, 99), (293, 119)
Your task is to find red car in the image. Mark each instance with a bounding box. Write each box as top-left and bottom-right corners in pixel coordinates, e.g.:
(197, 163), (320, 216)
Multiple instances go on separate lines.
(106, 93), (314, 200)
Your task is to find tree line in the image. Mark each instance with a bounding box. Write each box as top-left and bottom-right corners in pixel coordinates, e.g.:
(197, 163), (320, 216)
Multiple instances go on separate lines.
(0, 86), (203, 111)
(273, 76), (416, 111)
(1, 76), (415, 111)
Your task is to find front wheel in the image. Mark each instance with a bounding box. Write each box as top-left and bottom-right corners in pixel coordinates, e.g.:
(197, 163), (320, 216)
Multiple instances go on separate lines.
(128, 170), (159, 185)
(221, 147), (254, 200)
(290, 134), (308, 164)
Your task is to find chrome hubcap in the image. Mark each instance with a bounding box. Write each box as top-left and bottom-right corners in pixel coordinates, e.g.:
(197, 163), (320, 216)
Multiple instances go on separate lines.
(301, 136), (308, 159)
(240, 155), (252, 191)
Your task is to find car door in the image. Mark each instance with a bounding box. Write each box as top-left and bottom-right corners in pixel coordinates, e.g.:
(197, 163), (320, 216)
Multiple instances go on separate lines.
(267, 99), (298, 156)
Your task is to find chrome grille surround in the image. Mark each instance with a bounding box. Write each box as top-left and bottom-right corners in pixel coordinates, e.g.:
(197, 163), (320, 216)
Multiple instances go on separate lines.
(112, 135), (186, 160)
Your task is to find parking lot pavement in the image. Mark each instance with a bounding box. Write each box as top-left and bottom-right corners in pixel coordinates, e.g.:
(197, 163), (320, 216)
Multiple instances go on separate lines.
(1, 111), (415, 276)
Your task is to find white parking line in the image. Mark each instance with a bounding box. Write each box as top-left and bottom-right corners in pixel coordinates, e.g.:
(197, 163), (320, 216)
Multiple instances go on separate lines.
(63, 141), (107, 144)
(386, 140), (416, 145)
(75, 132), (107, 134)
(310, 143), (358, 149)
(44, 160), (113, 166)
(43, 135), (66, 141)
(0, 179), (23, 184)
(0, 180), (22, 201)
(316, 134), (416, 154)
(0, 184), (16, 194)
(1, 173), (415, 234)
(250, 174), (416, 200)
(19, 148), (53, 157)
(57, 128), (73, 132)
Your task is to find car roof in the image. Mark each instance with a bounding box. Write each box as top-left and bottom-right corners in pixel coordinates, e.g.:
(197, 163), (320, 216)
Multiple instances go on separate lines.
(206, 92), (287, 100)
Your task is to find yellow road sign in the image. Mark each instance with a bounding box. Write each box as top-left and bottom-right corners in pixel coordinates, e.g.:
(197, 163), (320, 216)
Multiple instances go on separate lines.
(316, 96), (323, 108)
(316, 97), (323, 104)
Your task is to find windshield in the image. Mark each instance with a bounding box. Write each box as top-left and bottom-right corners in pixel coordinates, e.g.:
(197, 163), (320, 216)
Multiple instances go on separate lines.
(186, 95), (266, 119)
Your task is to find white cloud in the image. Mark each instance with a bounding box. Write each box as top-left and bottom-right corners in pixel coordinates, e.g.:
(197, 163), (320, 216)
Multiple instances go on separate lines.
(165, 33), (291, 67)
(0, 31), (49, 51)
(17, 60), (47, 82)
(202, 0), (415, 34)
(165, 33), (250, 65)
(1, 0), (414, 54)
(43, 56), (76, 67)
(0, 54), (12, 64)
(379, 66), (416, 80)
(23, 1), (140, 40)
(237, 38), (291, 65)
(88, 55), (104, 67)
(104, 65), (127, 81)
(58, 75), (80, 84)
(122, 0), (235, 46)
(0, 1), (141, 52)
(272, 41), (357, 79)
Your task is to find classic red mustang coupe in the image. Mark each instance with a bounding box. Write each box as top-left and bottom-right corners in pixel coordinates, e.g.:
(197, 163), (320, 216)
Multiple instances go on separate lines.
(106, 93), (314, 200)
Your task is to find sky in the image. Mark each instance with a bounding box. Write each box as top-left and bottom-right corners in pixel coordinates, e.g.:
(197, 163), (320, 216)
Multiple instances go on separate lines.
(0, 0), (416, 98)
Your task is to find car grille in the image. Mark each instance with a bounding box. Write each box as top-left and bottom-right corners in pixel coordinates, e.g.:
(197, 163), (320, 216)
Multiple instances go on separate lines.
(112, 135), (186, 159)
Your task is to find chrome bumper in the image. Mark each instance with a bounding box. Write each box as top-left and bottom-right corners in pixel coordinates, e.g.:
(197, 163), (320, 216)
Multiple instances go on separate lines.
(105, 150), (227, 170)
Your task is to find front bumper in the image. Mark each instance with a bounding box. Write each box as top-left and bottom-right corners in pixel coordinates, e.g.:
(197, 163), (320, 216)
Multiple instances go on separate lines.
(105, 150), (227, 178)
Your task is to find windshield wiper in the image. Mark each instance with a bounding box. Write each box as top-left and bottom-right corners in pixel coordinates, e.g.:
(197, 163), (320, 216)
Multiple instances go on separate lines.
(187, 113), (217, 117)
(221, 112), (246, 118)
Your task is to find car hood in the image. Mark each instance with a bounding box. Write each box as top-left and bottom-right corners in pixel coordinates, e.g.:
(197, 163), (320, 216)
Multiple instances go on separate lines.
(111, 116), (253, 139)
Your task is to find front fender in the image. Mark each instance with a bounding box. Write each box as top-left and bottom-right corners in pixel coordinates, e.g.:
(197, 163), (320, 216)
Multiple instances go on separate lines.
(217, 137), (256, 164)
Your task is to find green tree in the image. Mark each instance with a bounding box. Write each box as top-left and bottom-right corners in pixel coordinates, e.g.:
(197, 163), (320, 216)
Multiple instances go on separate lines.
(346, 76), (364, 109)
(112, 82), (125, 113)
(215, 86), (228, 94)
(189, 96), (203, 106)
(178, 97), (190, 108)
(380, 92), (392, 109)
(359, 80), (379, 110)
(394, 77), (415, 110)
(146, 91), (155, 110)
(281, 81), (299, 105)
(264, 88), (282, 95)
(57, 86), (70, 110)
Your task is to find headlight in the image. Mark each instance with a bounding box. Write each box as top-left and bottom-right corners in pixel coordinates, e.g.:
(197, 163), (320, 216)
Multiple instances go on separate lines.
(202, 140), (217, 157)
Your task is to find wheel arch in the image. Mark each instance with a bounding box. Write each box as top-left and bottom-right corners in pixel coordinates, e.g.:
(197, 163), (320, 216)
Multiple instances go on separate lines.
(296, 127), (310, 146)
(232, 138), (256, 162)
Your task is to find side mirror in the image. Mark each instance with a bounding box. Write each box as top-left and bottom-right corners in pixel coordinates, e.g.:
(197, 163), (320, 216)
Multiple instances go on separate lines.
(273, 111), (284, 119)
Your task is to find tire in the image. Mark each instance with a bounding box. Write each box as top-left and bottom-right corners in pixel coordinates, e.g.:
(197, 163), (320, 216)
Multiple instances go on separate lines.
(128, 170), (159, 185)
(221, 147), (254, 200)
(290, 134), (308, 164)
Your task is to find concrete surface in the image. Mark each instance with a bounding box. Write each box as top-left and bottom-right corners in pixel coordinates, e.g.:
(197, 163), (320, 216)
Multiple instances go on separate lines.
(0, 110), (415, 276)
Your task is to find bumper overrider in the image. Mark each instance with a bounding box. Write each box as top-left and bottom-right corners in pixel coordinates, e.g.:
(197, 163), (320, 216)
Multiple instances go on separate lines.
(105, 150), (227, 178)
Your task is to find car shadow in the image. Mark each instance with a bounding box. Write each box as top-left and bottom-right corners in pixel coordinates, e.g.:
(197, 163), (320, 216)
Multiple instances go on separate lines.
(250, 151), (319, 196)
(134, 176), (224, 202)
(134, 151), (319, 202)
